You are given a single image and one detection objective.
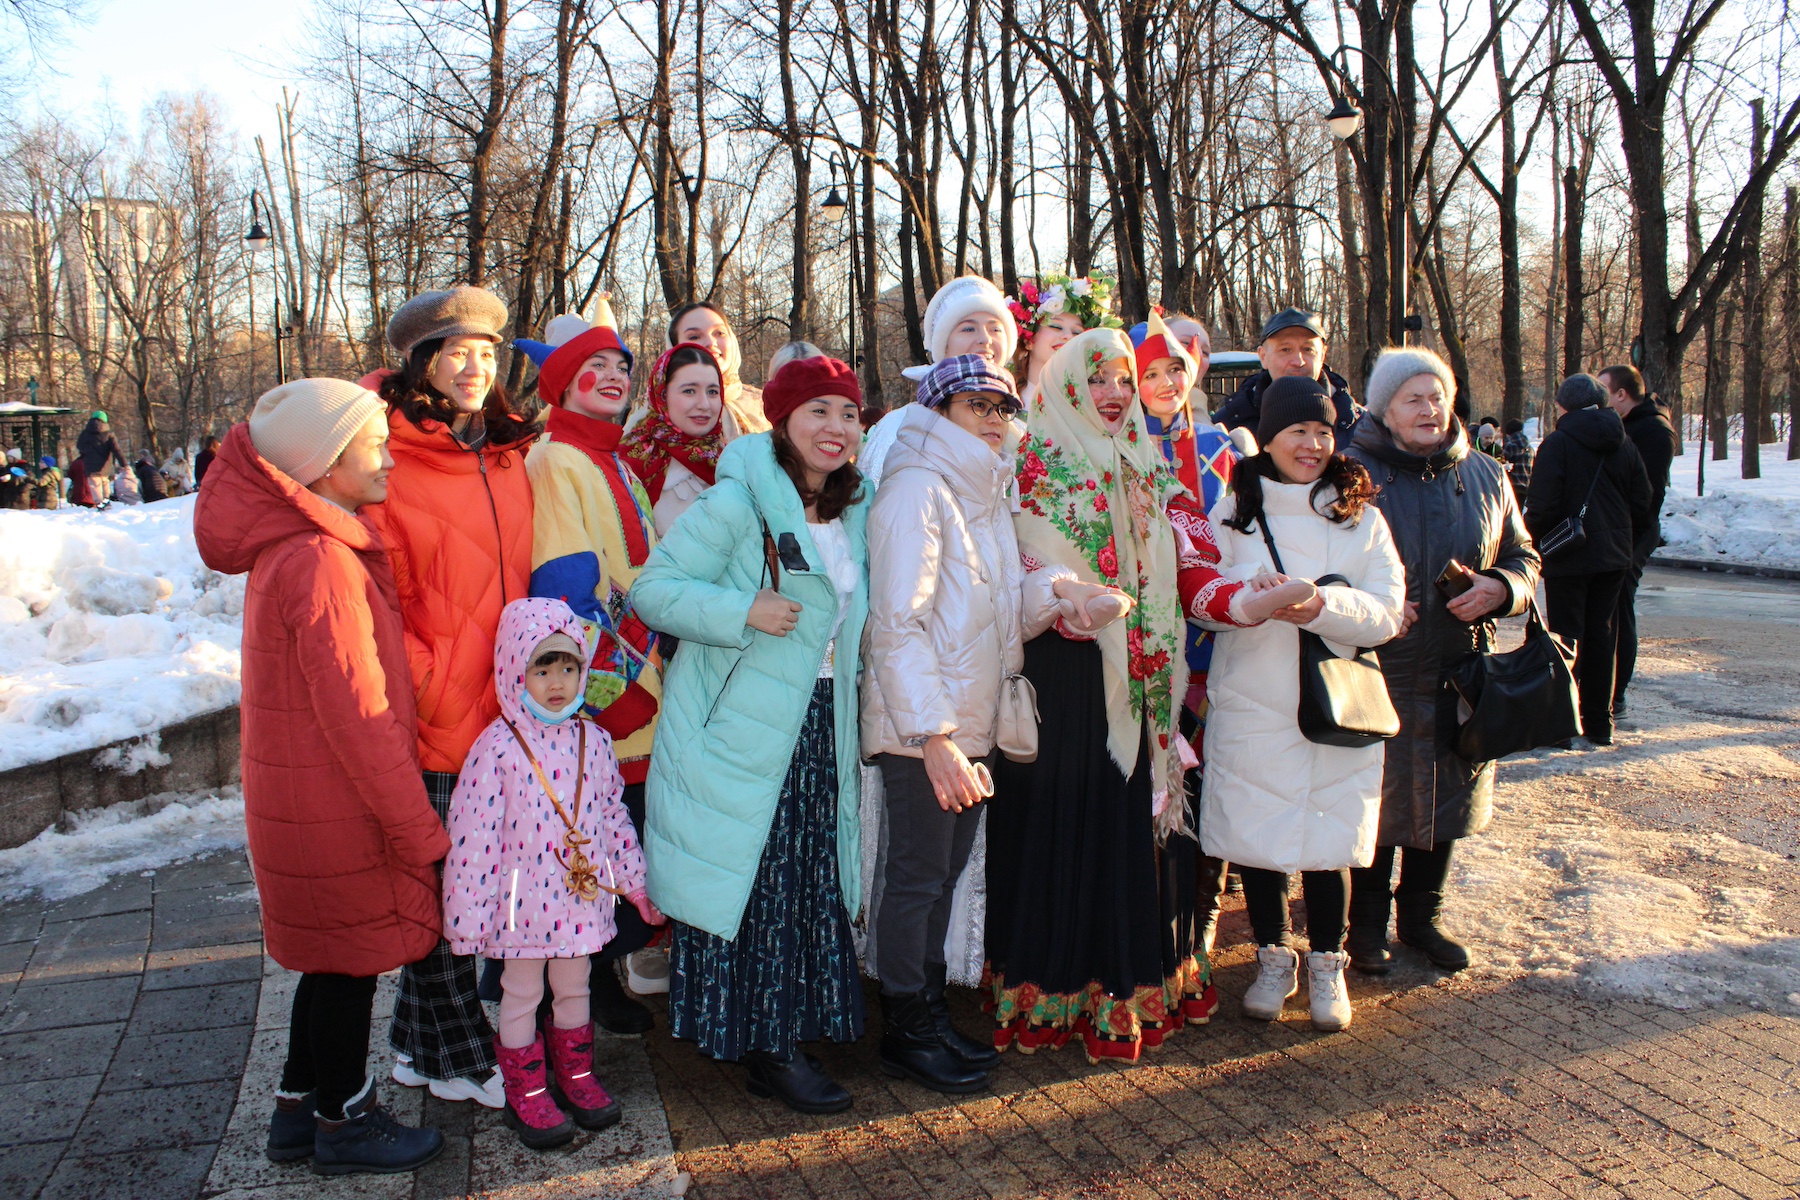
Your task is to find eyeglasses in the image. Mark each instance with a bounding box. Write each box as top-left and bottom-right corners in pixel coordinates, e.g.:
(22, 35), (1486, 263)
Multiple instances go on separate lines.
(954, 397), (1023, 419)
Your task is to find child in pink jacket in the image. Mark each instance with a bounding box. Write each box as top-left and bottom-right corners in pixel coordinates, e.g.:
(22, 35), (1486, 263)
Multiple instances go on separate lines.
(443, 597), (663, 1149)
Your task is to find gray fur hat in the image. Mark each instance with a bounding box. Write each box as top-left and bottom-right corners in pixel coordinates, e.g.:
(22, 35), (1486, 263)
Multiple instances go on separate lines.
(1364, 346), (1456, 418)
(1554, 373), (1608, 410)
(386, 285), (509, 359)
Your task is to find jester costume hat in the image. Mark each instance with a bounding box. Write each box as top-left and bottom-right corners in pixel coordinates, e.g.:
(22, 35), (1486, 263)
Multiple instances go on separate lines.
(515, 294), (634, 407)
(1013, 327), (1191, 828)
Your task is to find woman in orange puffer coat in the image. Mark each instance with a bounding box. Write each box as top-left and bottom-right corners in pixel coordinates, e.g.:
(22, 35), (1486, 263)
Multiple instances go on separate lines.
(195, 383), (447, 1173)
(361, 285), (538, 1109)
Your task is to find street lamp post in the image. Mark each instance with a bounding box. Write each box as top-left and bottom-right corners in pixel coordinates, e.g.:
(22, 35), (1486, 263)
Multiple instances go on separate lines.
(244, 193), (287, 387)
(1322, 45), (1421, 347)
(820, 154), (853, 373)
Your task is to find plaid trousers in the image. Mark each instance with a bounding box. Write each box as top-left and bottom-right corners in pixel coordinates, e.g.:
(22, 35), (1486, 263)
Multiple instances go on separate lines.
(387, 770), (497, 1081)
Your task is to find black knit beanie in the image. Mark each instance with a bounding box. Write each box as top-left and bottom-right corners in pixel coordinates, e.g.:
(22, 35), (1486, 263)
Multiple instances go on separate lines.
(1257, 375), (1337, 446)
(1555, 374), (1607, 411)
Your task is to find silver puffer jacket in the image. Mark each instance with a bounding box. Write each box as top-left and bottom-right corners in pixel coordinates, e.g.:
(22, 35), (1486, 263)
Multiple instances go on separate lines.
(860, 404), (1069, 759)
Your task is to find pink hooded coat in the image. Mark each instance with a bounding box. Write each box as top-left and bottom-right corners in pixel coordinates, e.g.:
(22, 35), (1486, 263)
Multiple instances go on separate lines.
(442, 597), (647, 958)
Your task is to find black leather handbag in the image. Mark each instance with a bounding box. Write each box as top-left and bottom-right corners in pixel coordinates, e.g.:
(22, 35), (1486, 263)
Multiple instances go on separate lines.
(1258, 523), (1401, 749)
(1446, 597), (1581, 761)
(1536, 450), (1604, 557)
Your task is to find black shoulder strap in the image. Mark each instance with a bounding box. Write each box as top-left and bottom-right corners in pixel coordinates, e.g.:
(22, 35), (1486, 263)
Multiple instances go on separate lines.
(1574, 447), (1606, 517)
(1257, 518), (1288, 576)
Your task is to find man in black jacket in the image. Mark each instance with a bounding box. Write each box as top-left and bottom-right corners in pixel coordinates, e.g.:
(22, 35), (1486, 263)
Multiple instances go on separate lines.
(1600, 364), (1675, 717)
(1525, 375), (1655, 747)
(1211, 308), (1361, 440)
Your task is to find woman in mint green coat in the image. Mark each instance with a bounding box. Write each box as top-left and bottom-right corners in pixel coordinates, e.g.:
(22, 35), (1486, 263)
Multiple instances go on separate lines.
(630, 356), (871, 1115)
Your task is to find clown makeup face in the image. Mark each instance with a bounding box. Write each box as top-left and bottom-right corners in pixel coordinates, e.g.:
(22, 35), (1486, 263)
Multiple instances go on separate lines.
(945, 314), (1009, 362)
(665, 361), (724, 436)
(564, 348), (632, 420)
(1139, 356), (1191, 421)
(1089, 357), (1136, 434)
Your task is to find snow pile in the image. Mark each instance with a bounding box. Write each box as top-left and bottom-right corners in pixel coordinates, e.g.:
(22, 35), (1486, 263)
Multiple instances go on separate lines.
(1656, 441), (1800, 571)
(0, 497), (244, 772)
(0, 787), (247, 902)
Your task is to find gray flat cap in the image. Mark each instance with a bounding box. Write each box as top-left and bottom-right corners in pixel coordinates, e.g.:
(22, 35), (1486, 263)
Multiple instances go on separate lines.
(386, 285), (509, 359)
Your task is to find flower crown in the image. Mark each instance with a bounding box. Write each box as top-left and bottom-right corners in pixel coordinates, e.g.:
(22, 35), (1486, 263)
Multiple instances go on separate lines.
(1008, 272), (1125, 347)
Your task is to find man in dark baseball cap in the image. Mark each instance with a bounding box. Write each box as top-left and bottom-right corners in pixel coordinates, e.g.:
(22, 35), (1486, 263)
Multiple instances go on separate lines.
(1210, 306), (1362, 442)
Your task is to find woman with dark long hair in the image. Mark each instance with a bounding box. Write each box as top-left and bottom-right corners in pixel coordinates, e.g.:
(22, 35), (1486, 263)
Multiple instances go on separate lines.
(362, 285), (538, 1109)
(665, 302), (772, 435)
(1200, 375), (1405, 1033)
(631, 355), (872, 1115)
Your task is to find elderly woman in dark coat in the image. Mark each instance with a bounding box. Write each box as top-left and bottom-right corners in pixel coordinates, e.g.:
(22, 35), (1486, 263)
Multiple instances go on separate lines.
(1343, 348), (1540, 975)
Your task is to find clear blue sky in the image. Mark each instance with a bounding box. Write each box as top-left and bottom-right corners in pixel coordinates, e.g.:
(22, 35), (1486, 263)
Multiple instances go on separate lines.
(27, 0), (317, 136)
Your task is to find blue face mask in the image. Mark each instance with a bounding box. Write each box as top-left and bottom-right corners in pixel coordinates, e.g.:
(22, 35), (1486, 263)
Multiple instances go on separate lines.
(522, 688), (585, 725)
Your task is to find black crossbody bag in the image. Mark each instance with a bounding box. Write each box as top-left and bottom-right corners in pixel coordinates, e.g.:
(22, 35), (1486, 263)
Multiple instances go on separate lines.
(1257, 521), (1400, 748)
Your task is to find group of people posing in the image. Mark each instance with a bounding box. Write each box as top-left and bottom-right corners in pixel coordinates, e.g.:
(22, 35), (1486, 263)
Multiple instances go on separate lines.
(196, 267), (1664, 1178)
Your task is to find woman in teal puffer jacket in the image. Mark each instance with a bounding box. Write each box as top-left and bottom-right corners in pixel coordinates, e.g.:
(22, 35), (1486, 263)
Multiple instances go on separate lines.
(630, 356), (871, 1115)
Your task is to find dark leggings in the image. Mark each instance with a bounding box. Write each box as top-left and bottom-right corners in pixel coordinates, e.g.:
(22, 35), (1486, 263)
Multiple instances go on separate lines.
(1351, 842), (1455, 906)
(1238, 867), (1350, 952)
(280, 973), (379, 1120)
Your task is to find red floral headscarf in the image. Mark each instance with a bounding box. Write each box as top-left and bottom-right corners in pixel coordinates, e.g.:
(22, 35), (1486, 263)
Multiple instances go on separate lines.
(619, 343), (727, 503)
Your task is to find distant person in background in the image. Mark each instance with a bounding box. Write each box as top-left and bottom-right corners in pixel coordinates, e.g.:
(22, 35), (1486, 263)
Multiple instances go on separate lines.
(71, 410), (126, 507)
(162, 447), (194, 495)
(1, 449), (28, 510)
(111, 460), (142, 505)
(1502, 419), (1533, 503)
(1599, 364), (1675, 719)
(195, 435), (221, 486)
(1525, 375), (1653, 748)
(1211, 308), (1361, 440)
(133, 447), (167, 502)
(31, 457), (63, 509)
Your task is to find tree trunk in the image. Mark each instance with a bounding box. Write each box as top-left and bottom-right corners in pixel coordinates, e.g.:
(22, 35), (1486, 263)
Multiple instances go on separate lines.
(1786, 186), (1800, 459)
(1711, 298), (1734, 461)
(1562, 164), (1583, 377)
(778, 0), (811, 341)
(997, 0), (1019, 295)
(1742, 100), (1765, 478)
(466, 0), (510, 287)
(1543, 121), (1562, 420)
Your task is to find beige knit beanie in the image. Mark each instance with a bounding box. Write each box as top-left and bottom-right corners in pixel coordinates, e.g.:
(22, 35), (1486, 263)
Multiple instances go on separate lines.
(248, 379), (385, 487)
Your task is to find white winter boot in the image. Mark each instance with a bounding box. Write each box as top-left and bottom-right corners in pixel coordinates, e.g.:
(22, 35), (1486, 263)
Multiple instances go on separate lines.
(1242, 945), (1300, 1020)
(1306, 950), (1353, 1032)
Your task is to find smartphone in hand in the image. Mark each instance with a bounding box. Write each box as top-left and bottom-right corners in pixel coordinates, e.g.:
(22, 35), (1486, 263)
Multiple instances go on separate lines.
(1435, 559), (1475, 600)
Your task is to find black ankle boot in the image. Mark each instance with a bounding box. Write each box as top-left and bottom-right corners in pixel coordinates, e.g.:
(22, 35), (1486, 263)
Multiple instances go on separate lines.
(922, 962), (999, 1068)
(590, 959), (654, 1035)
(744, 1049), (852, 1114)
(879, 990), (991, 1094)
(1396, 892), (1470, 971)
(1346, 870), (1393, 976)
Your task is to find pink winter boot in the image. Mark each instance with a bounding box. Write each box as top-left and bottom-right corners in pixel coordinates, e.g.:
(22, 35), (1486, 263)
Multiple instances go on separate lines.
(545, 1023), (623, 1131)
(495, 1036), (576, 1150)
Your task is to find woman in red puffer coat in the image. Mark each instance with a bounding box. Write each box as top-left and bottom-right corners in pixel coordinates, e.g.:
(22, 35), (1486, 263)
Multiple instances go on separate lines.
(195, 381), (447, 1175)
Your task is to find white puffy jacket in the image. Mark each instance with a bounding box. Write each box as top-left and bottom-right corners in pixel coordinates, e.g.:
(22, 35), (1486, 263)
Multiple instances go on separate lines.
(1200, 478), (1406, 873)
(860, 404), (1068, 759)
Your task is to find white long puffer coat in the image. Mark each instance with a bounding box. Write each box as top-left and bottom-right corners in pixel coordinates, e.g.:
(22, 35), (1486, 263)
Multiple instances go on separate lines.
(860, 404), (1066, 757)
(1200, 478), (1406, 873)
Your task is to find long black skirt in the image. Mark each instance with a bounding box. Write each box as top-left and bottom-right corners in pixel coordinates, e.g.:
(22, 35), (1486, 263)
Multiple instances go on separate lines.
(986, 633), (1214, 1062)
(667, 679), (865, 1061)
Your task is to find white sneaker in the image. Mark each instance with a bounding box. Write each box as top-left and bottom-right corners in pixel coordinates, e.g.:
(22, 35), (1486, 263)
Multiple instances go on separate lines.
(392, 1055), (505, 1108)
(1306, 950), (1353, 1032)
(627, 947), (670, 995)
(1242, 945), (1300, 1020)
(427, 1071), (506, 1108)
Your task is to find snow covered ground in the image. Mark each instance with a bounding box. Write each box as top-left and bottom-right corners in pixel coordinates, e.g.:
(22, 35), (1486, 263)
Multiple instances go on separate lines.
(0, 496), (243, 773)
(1655, 440), (1800, 571)
(1444, 585), (1800, 1014)
(0, 787), (246, 902)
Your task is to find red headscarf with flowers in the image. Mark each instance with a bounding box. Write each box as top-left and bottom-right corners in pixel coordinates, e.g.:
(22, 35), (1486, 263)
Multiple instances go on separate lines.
(619, 344), (727, 504)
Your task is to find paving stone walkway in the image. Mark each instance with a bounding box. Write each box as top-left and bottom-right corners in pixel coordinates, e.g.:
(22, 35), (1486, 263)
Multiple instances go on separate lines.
(0, 851), (680, 1200)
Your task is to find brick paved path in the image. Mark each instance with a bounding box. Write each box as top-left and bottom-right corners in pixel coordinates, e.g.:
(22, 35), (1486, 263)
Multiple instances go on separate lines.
(649, 929), (1800, 1200)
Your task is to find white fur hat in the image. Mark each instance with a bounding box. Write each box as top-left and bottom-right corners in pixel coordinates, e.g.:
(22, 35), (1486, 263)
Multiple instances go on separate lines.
(248, 379), (384, 487)
(901, 276), (1018, 380)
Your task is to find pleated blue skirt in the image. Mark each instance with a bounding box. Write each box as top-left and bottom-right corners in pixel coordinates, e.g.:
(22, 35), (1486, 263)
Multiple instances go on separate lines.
(667, 679), (865, 1060)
